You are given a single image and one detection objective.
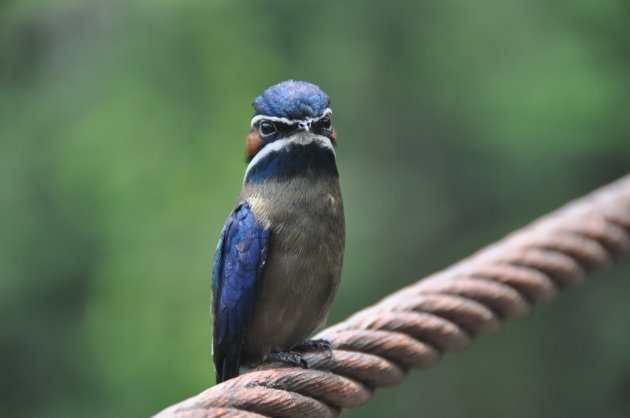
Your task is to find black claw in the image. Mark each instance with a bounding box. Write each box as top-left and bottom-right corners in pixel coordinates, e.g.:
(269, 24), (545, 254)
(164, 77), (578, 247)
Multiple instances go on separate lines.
(299, 357), (308, 368)
(268, 351), (309, 368)
(293, 338), (333, 353)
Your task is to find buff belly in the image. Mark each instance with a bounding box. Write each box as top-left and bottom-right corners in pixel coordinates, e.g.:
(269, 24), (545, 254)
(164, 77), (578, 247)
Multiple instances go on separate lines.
(238, 176), (345, 365)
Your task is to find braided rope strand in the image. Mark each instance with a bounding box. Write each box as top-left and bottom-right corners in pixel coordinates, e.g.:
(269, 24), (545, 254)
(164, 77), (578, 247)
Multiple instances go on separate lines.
(155, 175), (630, 417)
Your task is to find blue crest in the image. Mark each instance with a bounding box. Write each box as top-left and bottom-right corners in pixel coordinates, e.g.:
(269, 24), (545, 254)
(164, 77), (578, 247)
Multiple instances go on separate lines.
(253, 80), (330, 120)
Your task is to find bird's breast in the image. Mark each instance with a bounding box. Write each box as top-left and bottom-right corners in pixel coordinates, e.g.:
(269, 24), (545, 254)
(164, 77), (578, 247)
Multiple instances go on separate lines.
(242, 176), (344, 270)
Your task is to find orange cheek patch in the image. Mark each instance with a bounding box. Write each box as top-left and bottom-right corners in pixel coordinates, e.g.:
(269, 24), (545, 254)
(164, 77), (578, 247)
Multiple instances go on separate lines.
(246, 130), (263, 160)
(330, 129), (337, 146)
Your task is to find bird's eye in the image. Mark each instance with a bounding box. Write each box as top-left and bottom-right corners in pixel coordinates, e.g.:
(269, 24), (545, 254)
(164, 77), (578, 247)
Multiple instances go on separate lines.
(320, 116), (331, 130)
(259, 121), (277, 137)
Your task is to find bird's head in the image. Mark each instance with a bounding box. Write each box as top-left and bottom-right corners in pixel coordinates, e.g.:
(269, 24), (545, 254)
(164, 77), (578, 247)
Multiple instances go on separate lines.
(243, 80), (338, 184)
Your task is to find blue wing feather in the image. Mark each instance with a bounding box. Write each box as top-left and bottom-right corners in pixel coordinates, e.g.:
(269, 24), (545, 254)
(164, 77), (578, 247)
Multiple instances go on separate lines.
(212, 202), (269, 384)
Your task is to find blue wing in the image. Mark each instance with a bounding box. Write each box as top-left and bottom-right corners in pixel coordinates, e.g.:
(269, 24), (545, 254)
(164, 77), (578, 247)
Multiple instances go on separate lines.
(212, 202), (270, 384)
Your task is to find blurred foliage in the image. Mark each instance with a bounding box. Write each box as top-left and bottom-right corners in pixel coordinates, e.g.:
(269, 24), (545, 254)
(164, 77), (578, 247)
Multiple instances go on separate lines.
(1, 0), (629, 417)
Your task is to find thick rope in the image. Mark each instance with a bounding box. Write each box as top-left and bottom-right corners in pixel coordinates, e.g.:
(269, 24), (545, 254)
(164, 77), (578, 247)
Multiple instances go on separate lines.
(155, 175), (630, 418)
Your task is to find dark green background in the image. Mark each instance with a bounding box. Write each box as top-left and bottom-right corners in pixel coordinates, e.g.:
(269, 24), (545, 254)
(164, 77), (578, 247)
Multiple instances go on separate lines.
(1, 0), (629, 417)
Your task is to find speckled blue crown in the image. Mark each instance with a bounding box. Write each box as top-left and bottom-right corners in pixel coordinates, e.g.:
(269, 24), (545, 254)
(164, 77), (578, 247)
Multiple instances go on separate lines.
(253, 80), (330, 120)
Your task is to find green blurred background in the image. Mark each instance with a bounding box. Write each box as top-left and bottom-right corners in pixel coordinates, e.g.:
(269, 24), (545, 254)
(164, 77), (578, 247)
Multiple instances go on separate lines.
(1, 0), (629, 417)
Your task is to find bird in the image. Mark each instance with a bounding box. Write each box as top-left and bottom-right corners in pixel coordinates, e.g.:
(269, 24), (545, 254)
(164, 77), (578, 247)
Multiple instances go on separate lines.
(211, 80), (345, 384)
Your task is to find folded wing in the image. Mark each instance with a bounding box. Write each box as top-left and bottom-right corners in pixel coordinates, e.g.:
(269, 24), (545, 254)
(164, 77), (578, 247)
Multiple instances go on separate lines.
(212, 202), (270, 383)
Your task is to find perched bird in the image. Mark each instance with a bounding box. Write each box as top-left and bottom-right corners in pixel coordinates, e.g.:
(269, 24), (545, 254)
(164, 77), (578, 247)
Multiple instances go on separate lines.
(211, 80), (345, 384)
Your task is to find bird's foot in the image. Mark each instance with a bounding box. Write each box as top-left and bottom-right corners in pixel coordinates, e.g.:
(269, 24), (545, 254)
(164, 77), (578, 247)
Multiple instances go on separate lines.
(292, 338), (333, 353)
(268, 351), (308, 368)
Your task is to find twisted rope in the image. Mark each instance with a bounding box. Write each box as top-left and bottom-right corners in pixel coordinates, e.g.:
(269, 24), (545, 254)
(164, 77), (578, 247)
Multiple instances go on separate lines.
(155, 175), (630, 418)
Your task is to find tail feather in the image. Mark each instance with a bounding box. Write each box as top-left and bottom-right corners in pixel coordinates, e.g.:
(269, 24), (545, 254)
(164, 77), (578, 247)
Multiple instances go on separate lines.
(215, 343), (241, 384)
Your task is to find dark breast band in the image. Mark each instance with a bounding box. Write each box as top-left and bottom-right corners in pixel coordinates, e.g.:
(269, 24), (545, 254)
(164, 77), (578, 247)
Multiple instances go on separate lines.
(245, 142), (338, 184)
